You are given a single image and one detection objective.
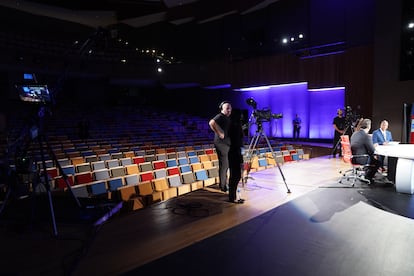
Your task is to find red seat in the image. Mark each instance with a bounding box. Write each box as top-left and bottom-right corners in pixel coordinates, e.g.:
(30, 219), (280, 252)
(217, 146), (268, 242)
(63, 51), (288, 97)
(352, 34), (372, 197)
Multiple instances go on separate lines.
(132, 156), (145, 165)
(74, 172), (93, 185)
(167, 167), (180, 176)
(140, 171), (154, 182)
(55, 175), (74, 189)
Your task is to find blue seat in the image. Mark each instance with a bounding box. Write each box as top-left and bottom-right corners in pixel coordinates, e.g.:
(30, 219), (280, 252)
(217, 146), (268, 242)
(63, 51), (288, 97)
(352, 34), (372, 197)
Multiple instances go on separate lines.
(89, 181), (107, 196)
(107, 177), (124, 191)
(179, 165), (191, 173)
(194, 169), (208, 181)
(166, 159), (178, 167)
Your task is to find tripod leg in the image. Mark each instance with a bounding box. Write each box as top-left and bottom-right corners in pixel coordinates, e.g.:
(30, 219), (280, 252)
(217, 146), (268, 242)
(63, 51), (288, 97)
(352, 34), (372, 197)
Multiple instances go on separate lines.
(243, 132), (260, 184)
(38, 135), (58, 237)
(262, 132), (291, 193)
(43, 136), (82, 209)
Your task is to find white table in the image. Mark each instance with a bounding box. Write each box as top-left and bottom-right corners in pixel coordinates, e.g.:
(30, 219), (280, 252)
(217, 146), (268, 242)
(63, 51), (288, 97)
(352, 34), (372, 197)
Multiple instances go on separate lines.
(375, 144), (414, 194)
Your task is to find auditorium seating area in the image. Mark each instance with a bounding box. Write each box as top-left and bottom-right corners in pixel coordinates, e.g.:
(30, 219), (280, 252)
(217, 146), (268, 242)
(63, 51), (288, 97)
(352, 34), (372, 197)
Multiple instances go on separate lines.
(5, 105), (310, 213)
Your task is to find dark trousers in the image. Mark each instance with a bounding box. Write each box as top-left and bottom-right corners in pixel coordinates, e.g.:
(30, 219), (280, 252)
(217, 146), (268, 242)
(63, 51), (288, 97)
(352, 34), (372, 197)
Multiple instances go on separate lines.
(215, 143), (230, 190)
(228, 150), (242, 201)
(293, 127), (300, 140)
(356, 156), (381, 180)
(332, 133), (342, 156)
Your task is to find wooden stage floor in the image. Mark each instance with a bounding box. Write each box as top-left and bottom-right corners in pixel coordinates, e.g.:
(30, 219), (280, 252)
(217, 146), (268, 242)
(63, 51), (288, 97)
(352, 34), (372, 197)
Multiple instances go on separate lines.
(1, 154), (411, 276)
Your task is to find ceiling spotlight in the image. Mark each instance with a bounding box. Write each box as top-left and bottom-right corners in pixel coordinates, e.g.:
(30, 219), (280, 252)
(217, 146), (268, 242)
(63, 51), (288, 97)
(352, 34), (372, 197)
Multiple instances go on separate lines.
(409, 22), (414, 29)
(290, 37), (295, 42)
(282, 38), (288, 44)
(157, 67), (163, 73)
(298, 33), (304, 39)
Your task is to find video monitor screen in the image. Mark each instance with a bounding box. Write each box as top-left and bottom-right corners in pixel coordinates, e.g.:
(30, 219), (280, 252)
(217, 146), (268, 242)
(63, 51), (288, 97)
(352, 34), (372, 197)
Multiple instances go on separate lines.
(16, 84), (51, 103)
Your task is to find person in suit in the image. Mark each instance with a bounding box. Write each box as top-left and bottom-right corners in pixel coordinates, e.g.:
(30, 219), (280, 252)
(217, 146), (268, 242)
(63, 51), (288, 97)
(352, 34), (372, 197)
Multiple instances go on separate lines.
(228, 108), (245, 203)
(350, 118), (381, 182)
(372, 120), (393, 146)
(372, 119), (394, 172)
(209, 101), (232, 192)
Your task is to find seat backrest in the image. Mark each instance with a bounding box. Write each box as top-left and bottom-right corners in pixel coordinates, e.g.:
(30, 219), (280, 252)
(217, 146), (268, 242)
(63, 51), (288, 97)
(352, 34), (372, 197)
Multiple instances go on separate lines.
(167, 167), (180, 176)
(110, 166), (126, 177)
(194, 169), (208, 181)
(93, 169), (111, 181)
(341, 135), (350, 143)
(168, 174), (182, 187)
(181, 171), (195, 184)
(166, 158), (178, 167)
(125, 164), (139, 175)
(107, 177), (124, 191)
(91, 160), (106, 171)
(340, 141), (352, 164)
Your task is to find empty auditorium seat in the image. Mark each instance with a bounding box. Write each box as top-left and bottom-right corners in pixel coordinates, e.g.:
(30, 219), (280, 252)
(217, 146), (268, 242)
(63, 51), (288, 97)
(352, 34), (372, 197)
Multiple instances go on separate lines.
(119, 185), (144, 212)
(132, 156), (145, 165)
(93, 169), (111, 181)
(89, 180), (108, 197)
(139, 162), (153, 172)
(110, 166), (126, 177)
(107, 177), (124, 191)
(61, 165), (76, 176)
(98, 153), (111, 161)
(194, 169), (215, 187)
(167, 174), (183, 187)
(125, 164), (139, 175)
(124, 174), (139, 186)
(70, 156), (85, 166)
(177, 157), (189, 165)
(54, 175), (74, 190)
(105, 159), (120, 169)
(91, 160), (106, 171)
(188, 156), (199, 164)
(85, 155), (98, 163)
(167, 167), (180, 176)
(179, 164), (192, 174)
(153, 168), (167, 179)
(152, 160), (166, 170)
(137, 181), (162, 206)
(166, 158), (178, 167)
(76, 163), (92, 173)
(74, 172), (93, 185)
(198, 154), (210, 162)
(71, 184), (89, 198)
(153, 178), (177, 201)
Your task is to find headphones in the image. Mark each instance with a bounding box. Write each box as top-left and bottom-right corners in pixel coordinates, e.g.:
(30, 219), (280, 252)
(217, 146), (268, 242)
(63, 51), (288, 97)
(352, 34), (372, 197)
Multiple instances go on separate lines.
(219, 101), (230, 110)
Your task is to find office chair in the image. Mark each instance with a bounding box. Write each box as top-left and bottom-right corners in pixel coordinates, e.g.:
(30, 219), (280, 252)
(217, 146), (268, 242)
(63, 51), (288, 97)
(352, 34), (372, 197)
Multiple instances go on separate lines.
(338, 135), (371, 187)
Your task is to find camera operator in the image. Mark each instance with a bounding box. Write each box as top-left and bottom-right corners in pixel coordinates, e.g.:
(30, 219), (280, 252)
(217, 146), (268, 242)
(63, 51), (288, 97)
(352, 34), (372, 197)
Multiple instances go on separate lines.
(209, 101), (232, 192)
(332, 108), (346, 158)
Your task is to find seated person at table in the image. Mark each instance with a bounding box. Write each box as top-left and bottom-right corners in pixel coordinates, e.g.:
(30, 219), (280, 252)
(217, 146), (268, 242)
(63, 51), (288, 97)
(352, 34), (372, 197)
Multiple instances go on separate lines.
(372, 120), (393, 171)
(372, 120), (393, 146)
(351, 118), (381, 182)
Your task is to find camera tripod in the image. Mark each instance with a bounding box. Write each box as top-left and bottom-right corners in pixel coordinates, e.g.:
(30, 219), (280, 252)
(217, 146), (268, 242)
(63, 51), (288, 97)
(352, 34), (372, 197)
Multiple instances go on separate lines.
(331, 117), (363, 157)
(243, 121), (291, 193)
(1, 106), (82, 237)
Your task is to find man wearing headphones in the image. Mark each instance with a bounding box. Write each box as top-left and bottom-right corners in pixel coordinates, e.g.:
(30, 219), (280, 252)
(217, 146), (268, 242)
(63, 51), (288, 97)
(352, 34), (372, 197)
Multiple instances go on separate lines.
(209, 101), (232, 192)
(332, 108), (346, 158)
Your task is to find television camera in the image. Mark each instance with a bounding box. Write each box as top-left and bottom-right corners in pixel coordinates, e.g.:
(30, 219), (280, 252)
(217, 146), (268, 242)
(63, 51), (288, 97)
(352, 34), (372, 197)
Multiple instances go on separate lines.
(243, 97), (290, 193)
(344, 105), (362, 132)
(246, 97), (283, 123)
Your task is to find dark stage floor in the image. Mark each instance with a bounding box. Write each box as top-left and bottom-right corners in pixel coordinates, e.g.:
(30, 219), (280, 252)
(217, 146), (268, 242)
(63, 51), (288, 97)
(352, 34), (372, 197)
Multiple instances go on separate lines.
(1, 156), (413, 276)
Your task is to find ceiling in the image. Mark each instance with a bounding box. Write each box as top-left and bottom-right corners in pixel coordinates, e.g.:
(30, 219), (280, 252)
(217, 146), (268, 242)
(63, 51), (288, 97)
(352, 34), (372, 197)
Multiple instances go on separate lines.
(0, 0), (280, 29)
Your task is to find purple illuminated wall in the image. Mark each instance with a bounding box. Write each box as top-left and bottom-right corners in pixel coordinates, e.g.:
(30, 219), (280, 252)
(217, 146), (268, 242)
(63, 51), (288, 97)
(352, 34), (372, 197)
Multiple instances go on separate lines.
(233, 82), (344, 139)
